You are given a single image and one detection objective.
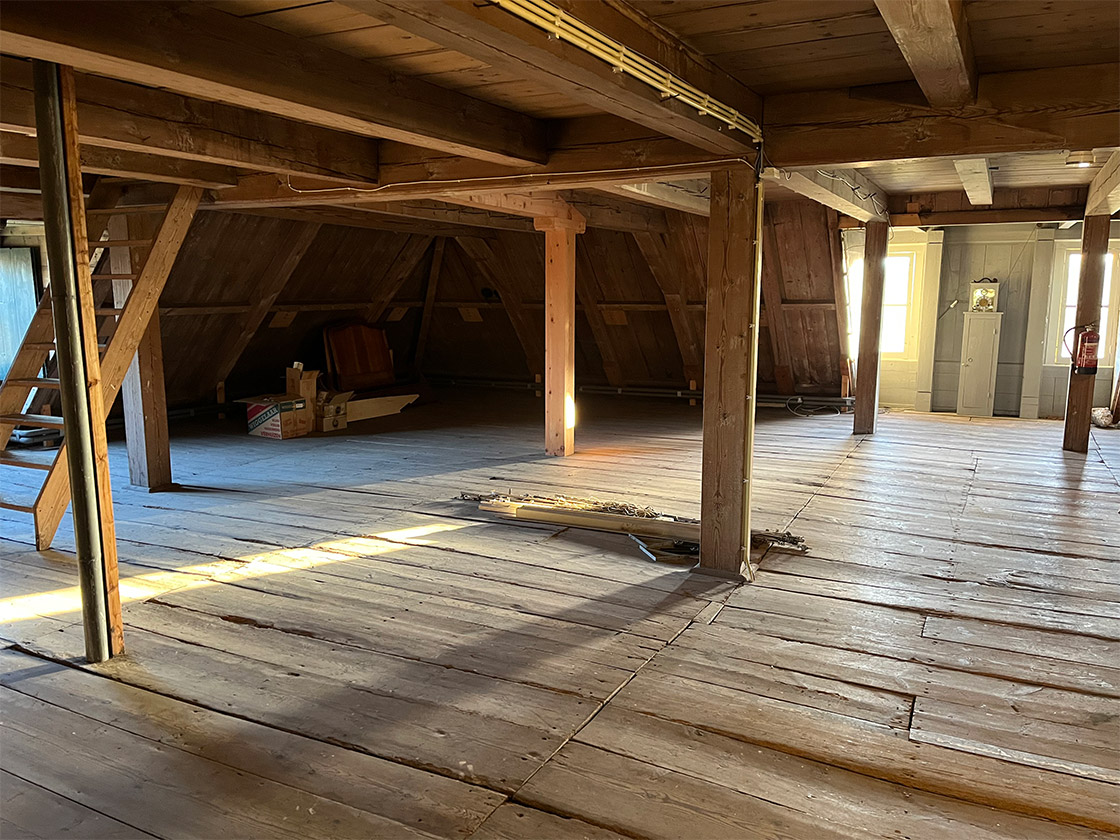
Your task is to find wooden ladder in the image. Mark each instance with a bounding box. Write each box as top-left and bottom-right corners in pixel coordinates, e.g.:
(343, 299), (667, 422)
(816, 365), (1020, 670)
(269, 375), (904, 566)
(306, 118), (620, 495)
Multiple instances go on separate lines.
(0, 185), (201, 549)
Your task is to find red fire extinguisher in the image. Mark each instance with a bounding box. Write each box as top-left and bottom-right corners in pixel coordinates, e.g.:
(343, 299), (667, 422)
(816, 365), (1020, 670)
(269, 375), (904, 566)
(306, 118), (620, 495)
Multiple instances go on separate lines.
(1068, 325), (1100, 376)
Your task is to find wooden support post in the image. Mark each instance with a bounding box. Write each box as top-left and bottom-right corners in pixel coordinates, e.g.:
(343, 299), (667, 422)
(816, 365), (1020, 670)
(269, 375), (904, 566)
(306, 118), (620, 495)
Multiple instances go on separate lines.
(1020, 228), (1056, 419)
(1063, 214), (1111, 453)
(699, 166), (762, 580)
(33, 60), (123, 661)
(854, 220), (889, 435)
(109, 215), (172, 490)
(538, 220), (579, 456)
(915, 230), (945, 412)
(413, 237), (445, 369)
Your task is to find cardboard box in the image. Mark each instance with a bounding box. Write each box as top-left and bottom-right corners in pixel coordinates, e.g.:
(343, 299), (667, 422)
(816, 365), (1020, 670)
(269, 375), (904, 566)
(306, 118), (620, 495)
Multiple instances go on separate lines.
(312, 389), (352, 433)
(316, 414), (348, 433)
(315, 390), (353, 417)
(286, 367), (318, 404)
(239, 396), (310, 439)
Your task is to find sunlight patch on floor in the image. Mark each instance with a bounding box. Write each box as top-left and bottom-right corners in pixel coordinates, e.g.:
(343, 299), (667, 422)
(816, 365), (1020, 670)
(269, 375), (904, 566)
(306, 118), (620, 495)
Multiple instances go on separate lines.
(0, 523), (469, 623)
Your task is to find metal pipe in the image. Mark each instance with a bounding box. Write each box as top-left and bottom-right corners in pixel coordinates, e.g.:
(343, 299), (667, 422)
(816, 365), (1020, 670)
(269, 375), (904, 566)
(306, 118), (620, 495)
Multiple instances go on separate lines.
(33, 60), (111, 663)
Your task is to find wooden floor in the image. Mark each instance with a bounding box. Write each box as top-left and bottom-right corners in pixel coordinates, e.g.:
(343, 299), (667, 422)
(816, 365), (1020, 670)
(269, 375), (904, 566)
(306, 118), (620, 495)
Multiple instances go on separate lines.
(1, 391), (1118, 839)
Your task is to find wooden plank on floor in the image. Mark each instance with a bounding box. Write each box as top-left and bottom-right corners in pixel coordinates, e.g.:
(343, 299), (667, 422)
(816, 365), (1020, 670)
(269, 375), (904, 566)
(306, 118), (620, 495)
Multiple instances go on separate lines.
(20, 602), (617, 793)
(922, 615), (1120, 669)
(518, 741), (859, 840)
(572, 706), (1104, 840)
(608, 670), (1118, 831)
(0, 769), (153, 840)
(471, 804), (629, 840)
(0, 682), (441, 839)
(0, 648), (502, 839)
(911, 697), (1120, 784)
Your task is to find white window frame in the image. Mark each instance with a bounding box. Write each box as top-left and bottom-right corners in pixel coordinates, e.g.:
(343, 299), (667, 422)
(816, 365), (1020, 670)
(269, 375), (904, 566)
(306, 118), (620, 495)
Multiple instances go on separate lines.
(845, 245), (923, 362)
(1047, 243), (1120, 366)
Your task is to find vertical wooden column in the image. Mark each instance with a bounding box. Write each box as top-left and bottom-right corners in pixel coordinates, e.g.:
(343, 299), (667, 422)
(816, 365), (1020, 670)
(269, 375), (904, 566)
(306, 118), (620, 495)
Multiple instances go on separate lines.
(109, 215), (172, 490)
(1020, 227), (1056, 419)
(699, 166), (763, 579)
(34, 61), (123, 661)
(537, 218), (581, 456)
(1063, 214), (1111, 452)
(914, 230), (944, 412)
(854, 220), (889, 435)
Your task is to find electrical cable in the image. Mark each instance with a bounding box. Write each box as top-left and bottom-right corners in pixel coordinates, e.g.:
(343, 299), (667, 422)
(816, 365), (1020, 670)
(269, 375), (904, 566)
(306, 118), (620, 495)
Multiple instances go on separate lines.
(282, 156), (755, 199)
(785, 397), (841, 417)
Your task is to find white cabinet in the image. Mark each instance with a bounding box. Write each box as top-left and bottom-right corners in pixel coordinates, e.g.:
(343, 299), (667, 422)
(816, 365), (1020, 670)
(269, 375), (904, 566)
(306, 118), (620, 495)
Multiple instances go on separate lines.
(957, 312), (1002, 417)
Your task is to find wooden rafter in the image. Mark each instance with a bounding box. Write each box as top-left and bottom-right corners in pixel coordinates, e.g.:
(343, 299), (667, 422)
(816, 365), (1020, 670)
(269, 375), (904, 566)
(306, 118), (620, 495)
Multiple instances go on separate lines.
(875, 0), (976, 107)
(1086, 151), (1120, 217)
(763, 167), (887, 223)
(632, 215), (707, 386)
(336, 0), (761, 156)
(759, 210), (796, 395)
(953, 159), (993, 205)
(365, 236), (435, 324)
(574, 238), (627, 388)
(454, 237), (543, 378)
(0, 130), (238, 188)
(0, 56), (381, 186)
(442, 193), (586, 231)
(413, 238), (446, 370)
(888, 186), (1090, 226)
(0, 0), (545, 167)
(765, 64), (1118, 168)
(595, 182), (710, 217)
(210, 223), (322, 387)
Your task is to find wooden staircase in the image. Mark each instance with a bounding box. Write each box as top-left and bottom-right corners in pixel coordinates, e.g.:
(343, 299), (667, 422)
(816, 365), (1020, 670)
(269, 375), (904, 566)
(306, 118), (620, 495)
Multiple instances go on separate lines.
(0, 185), (201, 549)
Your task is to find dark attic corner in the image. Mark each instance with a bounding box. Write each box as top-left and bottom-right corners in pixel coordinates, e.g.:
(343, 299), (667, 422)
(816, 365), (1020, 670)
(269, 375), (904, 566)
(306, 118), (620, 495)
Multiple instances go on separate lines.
(0, 1), (1118, 837)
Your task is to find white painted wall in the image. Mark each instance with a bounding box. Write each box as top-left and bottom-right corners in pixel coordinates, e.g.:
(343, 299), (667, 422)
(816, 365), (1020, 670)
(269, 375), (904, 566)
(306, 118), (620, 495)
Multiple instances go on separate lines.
(844, 221), (1120, 418)
(842, 228), (934, 410)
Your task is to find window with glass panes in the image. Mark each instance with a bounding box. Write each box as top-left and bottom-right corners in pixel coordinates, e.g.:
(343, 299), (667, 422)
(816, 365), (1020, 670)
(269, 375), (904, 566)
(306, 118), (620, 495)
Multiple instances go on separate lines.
(1056, 250), (1118, 365)
(846, 253), (915, 357)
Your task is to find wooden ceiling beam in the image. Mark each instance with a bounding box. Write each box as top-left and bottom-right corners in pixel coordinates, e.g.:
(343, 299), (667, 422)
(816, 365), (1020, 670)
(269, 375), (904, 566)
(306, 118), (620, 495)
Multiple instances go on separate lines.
(1086, 151), (1120, 217)
(562, 191), (669, 233)
(0, 57), (380, 186)
(212, 206), (484, 238)
(765, 64), (1119, 168)
(762, 167), (887, 222)
(595, 182), (710, 217)
(888, 186), (1089, 226)
(953, 158), (993, 205)
(0, 0), (545, 167)
(403, 193), (588, 233)
(874, 0), (976, 107)
(347, 200), (537, 233)
(337, 0), (761, 156)
(0, 190), (45, 221)
(0, 131), (239, 189)
(213, 119), (750, 209)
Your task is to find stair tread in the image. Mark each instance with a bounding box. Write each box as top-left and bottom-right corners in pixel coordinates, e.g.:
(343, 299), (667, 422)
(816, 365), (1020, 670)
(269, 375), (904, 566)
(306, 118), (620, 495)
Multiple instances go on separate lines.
(0, 454), (53, 471)
(87, 239), (152, 248)
(0, 500), (35, 513)
(4, 377), (60, 388)
(0, 413), (65, 429)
